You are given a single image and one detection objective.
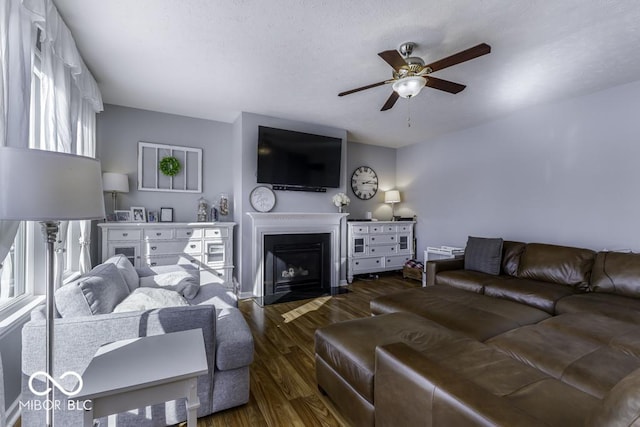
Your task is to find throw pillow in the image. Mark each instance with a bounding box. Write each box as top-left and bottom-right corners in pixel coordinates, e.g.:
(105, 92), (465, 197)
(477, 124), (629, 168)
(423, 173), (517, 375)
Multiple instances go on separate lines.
(55, 263), (130, 317)
(113, 287), (189, 313)
(104, 254), (139, 292)
(139, 270), (200, 299)
(464, 236), (504, 275)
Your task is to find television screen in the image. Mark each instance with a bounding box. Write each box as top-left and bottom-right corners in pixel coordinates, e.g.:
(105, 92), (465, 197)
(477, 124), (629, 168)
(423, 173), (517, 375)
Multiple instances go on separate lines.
(257, 126), (342, 189)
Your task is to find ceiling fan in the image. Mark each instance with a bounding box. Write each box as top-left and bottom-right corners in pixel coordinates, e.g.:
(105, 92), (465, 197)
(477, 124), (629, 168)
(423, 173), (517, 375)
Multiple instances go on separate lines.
(338, 42), (491, 111)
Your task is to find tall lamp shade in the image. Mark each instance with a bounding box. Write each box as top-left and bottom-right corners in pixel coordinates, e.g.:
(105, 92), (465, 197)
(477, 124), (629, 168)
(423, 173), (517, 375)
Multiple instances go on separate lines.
(0, 147), (105, 426)
(384, 190), (401, 220)
(102, 172), (129, 212)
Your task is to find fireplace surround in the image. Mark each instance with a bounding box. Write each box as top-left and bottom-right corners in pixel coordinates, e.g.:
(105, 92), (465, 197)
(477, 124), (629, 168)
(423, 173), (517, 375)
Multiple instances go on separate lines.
(247, 212), (348, 301)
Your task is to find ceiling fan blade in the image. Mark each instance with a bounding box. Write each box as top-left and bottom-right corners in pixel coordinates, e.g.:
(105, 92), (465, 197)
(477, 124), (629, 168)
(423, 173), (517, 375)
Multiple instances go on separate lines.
(425, 76), (466, 94)
(338, 81), (388, 97)
(378, 50), (407, 71)
(381, 91), (399, 111)
(425, 43), (491, 73)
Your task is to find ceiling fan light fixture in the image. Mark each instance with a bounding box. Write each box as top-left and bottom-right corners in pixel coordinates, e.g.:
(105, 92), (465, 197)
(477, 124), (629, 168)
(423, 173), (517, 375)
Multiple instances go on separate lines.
(392, 76), (426, 98)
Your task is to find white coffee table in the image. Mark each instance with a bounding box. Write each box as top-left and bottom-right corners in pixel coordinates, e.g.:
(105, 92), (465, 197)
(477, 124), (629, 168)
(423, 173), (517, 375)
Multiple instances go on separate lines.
(74, 329), (208, 427)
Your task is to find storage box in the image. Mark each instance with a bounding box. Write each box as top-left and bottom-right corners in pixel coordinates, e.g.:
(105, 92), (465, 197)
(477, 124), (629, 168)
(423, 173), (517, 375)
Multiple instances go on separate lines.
(403, 259), (424, 281)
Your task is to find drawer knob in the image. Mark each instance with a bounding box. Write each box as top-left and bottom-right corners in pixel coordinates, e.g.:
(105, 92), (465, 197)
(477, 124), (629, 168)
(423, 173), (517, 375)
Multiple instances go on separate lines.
(371, 249), (375, 252)
(355, 262), (359, 265)
(156, 232), (162, 236)
(371, 237), (375, 241)
(186, 232), (192, 236)
(190, 259), (196, 263)
(391, 237), (394, 240)
(190, 244), (196, 249)
(122, 233), (128, 237)
(150, 262), (157, 266)
(376, 260), (380, 263)
(151, 246), (157, 250)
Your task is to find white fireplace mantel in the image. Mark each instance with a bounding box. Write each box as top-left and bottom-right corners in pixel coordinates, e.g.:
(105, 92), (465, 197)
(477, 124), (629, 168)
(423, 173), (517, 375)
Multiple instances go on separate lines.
(247, 212), (349, 296)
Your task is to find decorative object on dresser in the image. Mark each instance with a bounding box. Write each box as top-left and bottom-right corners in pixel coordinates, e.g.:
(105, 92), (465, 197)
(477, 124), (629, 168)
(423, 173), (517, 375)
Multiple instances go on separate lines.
(148, 211), (159, 222)
(131, 206), (146, 222)
(98, 222), (236, 289)
(138, 142), (202, 193)
(218, 193), (230, 216)
(160, 207), (173, 222)
(114, 210), (131, 222)
(197, 197), (209, 221)
(384, 190), (401, 220)
(347, 220), (415, 283)
(250, 186), (276, 212)
(351, 166), (379, 200)
(0, 147), (106, 427)
(102, 172), (129, 212)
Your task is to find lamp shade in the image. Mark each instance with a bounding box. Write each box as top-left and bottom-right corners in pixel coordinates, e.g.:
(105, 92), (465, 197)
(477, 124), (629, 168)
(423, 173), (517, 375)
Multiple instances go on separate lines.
(384, 190), (401, 204)
(392, 76), (426, 98)
(0, 147), (105, 221)
(102, 172), (129, 193)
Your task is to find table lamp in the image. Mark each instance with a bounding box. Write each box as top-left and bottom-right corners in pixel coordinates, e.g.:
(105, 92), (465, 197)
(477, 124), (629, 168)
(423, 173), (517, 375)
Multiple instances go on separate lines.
(384, 190), (401, 221)
(102, 172), (129, 212)
(0, 147), (105, 426)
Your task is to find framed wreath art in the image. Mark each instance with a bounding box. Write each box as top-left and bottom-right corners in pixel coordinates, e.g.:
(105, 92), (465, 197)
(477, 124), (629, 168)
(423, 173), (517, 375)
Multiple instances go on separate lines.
(138, 142), (202, 193)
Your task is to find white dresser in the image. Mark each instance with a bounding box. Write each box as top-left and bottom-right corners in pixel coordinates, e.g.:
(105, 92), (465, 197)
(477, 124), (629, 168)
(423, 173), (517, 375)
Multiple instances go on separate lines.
(347, 220), (415, 283)
(97, 222), (235, 289)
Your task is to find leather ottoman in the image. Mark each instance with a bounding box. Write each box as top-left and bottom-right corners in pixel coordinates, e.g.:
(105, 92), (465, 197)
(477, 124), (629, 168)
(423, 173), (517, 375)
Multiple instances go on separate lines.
(314, 312), (470, 427)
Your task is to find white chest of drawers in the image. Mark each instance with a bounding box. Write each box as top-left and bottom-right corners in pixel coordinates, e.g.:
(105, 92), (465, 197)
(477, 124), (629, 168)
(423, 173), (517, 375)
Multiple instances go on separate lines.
(347, 220), (415, 283)
(98, 222), (236, 289)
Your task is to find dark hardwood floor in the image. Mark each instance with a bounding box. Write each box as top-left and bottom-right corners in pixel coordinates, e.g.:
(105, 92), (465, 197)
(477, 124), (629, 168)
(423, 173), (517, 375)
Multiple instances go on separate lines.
(196, 273), (421, 427)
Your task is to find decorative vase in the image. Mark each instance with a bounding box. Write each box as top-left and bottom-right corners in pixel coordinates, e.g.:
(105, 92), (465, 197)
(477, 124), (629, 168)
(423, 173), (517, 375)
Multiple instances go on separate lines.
(338, 206), (343, 213)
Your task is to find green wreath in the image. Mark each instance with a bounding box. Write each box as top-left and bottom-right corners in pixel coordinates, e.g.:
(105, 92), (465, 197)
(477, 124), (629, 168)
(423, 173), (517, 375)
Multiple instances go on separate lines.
(159, 156), (181, 177)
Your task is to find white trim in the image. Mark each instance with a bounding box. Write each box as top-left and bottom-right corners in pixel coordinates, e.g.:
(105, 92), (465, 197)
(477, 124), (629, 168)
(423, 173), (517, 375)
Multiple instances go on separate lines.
(0, 295), (44, 331)
(6, 396), (20, 427)
(247, 213), (348, 297)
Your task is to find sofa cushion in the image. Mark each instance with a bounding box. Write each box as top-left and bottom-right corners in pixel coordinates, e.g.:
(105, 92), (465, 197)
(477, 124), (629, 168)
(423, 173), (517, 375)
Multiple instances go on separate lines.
(55, 263), (130, 317)
(517, 243), (595, 290)
(502, 241), (526, 276)
(590, 251), (640, 298)
(487, 313), (640, 399)
(139, 270), (200, 299)
(464, 236), (503, 275)
(113, 287), (189, 313)
(555, 293), (640, 323)
(190, 283), (238, 309)
(370, 286), (550, 342)
(435, 269), (501, 293)
(483, 277), (578, 314)
(104, 254), (139, 292)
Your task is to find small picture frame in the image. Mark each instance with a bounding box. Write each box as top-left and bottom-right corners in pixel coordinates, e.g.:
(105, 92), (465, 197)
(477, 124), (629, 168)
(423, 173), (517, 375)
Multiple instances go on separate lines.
(105, 213), (117, 222)
(114, 210), (131, 222)
(131, 206), (147, 222)
(148, 211), (158, 223)
(160, 207), (173, 222)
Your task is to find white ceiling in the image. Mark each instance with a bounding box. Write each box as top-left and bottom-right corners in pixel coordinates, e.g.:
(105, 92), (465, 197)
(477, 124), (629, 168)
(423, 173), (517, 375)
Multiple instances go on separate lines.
(54, 0), (640, 148)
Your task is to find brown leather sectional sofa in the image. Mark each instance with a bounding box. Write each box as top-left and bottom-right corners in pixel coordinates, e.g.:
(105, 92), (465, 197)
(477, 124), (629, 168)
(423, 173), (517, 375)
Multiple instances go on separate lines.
(315, 241), (640, 426)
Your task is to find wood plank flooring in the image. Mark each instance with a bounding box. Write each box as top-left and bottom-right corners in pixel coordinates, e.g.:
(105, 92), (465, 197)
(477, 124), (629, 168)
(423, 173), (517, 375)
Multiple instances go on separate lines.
(196, 273), (421, 427)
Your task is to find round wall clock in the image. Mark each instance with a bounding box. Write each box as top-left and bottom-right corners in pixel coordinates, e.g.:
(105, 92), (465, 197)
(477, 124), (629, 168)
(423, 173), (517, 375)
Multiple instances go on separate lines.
(351, 166), (379, 200)
(250, 186), (276, 212)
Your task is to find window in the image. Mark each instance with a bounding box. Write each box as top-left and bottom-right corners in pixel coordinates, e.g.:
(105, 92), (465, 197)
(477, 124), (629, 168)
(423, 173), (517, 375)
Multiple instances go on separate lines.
(0, 223), (28, 308)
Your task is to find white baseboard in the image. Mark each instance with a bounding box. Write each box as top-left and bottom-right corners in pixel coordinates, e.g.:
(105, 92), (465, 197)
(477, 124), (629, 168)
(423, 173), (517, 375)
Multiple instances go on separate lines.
(238, 291), (254, 300)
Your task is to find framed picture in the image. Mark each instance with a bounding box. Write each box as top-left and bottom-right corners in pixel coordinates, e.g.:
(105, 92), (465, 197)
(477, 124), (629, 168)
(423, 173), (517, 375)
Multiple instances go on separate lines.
(160, 207), (173, 222)
(148, 211), (159, 223)
(114, 210), (131, 222)
(105, 213), (117, 222)
(131, 206), (147, 222)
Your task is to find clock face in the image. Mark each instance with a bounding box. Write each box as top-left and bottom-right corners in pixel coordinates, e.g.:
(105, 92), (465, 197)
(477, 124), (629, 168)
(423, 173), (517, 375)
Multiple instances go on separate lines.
(351, 166), (379, 200)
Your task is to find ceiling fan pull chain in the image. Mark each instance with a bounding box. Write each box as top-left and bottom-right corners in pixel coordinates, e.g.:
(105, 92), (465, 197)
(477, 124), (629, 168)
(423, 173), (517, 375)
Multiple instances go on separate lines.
(407, 97), (411, 128)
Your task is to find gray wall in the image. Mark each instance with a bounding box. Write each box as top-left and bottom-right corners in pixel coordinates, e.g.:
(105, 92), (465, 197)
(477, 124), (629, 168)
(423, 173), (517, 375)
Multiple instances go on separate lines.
(346, 142), (397, 220)
(97, 104), (234, 223)
(398, 79), (640, 259)
(232, 112), (348, 295)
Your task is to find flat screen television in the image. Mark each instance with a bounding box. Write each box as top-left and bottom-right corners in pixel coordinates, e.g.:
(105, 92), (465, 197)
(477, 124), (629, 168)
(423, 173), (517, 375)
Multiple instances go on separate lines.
(257, 126), (342, 189)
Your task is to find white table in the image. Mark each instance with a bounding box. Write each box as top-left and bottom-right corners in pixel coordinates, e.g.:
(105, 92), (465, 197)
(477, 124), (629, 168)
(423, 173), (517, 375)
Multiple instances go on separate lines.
(74, 329), (209, 427)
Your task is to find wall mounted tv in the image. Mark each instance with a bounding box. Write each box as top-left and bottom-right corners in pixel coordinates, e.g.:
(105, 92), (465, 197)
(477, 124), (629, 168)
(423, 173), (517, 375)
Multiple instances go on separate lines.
(257, 126), (342, 190)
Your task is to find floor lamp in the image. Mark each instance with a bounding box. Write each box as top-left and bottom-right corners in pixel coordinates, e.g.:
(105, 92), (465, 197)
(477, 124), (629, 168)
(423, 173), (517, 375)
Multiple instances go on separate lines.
(0, 147), (105, 426)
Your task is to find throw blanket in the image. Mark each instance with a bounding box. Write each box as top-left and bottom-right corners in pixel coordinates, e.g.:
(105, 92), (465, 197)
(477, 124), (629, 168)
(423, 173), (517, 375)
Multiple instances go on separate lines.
(139, 270), (200, 299)
(113, 287), (188, 313)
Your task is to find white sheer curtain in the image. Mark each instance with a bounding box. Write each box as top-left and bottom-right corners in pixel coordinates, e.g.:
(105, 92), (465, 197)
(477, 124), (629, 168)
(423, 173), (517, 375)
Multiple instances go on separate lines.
(0, 0), (32, 280)
(22, 0), (103, 282)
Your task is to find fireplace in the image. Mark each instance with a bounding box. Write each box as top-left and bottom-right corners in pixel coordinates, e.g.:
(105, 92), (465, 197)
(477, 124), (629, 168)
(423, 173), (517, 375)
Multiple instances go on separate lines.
(264, 233), (331, 297)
